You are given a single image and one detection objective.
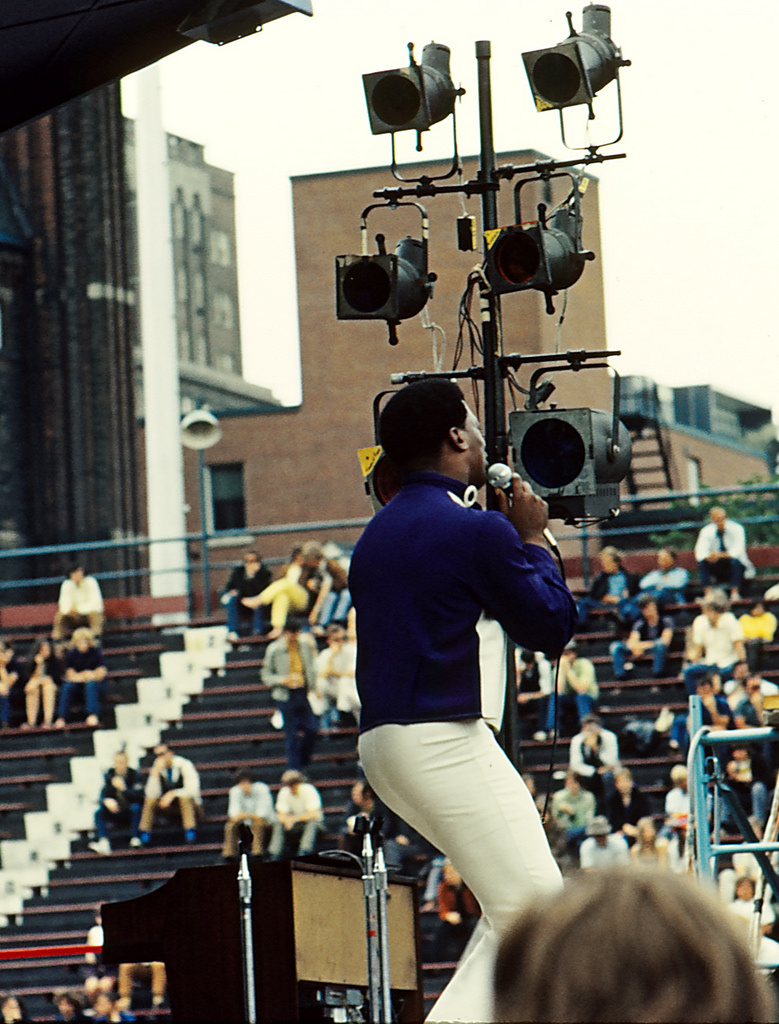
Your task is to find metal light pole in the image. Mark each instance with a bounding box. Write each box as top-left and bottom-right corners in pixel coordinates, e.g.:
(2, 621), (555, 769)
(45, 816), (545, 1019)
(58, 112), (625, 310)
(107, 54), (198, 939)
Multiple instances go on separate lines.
(181, 409), (223, 618)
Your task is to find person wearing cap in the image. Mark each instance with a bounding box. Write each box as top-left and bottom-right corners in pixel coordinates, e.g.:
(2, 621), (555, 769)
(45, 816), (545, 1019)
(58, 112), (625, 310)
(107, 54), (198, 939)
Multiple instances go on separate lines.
(261, 617), (319, 771)
(578, 815), (630, 870)
(266, 769), (323, 860)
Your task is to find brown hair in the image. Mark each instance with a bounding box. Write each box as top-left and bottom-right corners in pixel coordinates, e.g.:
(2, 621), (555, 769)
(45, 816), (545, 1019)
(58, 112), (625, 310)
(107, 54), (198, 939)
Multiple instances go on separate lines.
(493, 867), (775, 1022)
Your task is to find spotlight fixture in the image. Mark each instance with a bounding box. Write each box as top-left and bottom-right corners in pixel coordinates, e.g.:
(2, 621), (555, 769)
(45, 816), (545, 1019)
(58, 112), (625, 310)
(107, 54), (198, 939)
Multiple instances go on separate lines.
(522, 4), (628, 115)
(363, 41), (461, 135)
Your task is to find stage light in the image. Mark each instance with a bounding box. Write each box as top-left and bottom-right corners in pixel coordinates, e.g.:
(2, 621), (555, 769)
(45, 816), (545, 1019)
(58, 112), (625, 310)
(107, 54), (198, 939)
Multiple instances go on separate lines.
(484, 203), (593, 312)
(363, 42), (460, 135)
(179, 0), (313, 45)
(522, 4), (626, 114)
(508, 406), (631, 523)
(336, 235), (436, 336)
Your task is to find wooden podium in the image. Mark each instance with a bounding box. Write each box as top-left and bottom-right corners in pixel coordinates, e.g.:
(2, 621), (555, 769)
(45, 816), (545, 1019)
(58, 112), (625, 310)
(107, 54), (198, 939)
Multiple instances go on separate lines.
(101, 859), (423, 1022)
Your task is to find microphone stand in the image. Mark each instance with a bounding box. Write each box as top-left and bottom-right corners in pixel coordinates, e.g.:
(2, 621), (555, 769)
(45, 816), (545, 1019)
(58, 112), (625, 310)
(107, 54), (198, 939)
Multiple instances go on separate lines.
(371, 819), (393, 1023)
(237, 824), (256, 1024)
(354, 815), (392, 1022)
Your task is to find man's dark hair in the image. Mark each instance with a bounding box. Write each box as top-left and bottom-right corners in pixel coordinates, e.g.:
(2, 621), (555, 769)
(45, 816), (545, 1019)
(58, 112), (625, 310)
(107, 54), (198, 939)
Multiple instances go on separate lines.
(379, 380), (467, 470)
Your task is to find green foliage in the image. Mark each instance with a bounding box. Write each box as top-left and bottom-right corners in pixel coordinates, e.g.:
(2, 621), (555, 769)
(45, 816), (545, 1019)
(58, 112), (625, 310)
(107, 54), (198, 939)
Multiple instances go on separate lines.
(648, 476), (779, 551)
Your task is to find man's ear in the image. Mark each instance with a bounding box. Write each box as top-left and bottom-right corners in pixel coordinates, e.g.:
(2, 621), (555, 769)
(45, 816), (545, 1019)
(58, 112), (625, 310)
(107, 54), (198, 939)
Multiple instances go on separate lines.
(448, 425), (468, 451)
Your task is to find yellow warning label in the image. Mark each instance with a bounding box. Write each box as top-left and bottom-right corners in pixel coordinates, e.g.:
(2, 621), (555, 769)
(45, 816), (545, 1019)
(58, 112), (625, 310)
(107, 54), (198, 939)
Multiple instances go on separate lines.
(358, 445), (383, 478)
(483, 228), (502, 250)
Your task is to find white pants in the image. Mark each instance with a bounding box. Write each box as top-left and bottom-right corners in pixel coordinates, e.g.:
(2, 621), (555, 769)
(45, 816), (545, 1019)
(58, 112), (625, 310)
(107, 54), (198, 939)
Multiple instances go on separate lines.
(359, 720), (562, 1023)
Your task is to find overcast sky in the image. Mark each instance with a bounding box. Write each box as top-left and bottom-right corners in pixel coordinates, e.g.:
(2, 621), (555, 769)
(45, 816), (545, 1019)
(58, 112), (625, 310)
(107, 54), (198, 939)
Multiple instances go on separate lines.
(122, 0), (779, 425)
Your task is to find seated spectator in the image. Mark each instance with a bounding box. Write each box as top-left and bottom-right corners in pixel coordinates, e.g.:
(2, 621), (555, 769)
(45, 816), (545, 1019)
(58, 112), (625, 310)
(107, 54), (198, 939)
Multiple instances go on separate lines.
(568, 713), (620, 811)
(618, 706), (675, 759)
(549, 769), (596, 855)
(576, 546), (640, 630)
(659, 764), (690, 872)
(493, 867), (776, 1023)
(52, 989), (89, 1022)
(637, 546), (690, 610)
(732, 673), (776, 729)
(578, 815), (630, 870)
(243, 542), (325, 640)
(314, 623), (353, 730)
(516, 648), (553, 741)
(739, 599), (777, 673)
(630, 816), (668, 867)
(222, 769), (275, 860)
(267, 769), (323, 861)
(82, 910), (115, 1004)
(433, 859), (480, 963)
(116, 962), (166, 1015)
(52, 563), (104, 642)
(138, 743), (202, 846)
(312, 548), (352, 629)
(610, 596), (675, 681)
(24, 637), (62, 728)
(694, 506), (754, 601)
(0, 641), (20, 729)
(221, 550), (272, 643)
(54, 627), (107, 728)
(341, 779), (413, 873)
(0, 993), (29, 1023)
(89, 750), (144, 855)
(723, 659), (752, 710)
(261, 618), (319, 771)
(728, 875), (779, 964)
(670, 673), (734, 759)
(724, 744), (770, 828)
(682, 589), (746, 696)
(337, 609), (360, 726)
(604, 767), (649, 847)
(539, 640), (598, 739)
(718, 816), (768, 903)
(91, 990), (135, 1021)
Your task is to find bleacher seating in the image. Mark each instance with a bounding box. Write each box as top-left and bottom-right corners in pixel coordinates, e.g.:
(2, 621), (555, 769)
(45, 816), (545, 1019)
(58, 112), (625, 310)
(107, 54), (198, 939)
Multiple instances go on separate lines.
(0, 549), (776, 1019)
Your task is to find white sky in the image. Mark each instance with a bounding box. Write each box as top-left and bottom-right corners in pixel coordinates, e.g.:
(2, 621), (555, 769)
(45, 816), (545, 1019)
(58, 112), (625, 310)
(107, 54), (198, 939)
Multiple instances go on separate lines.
(122, 0), (779, 424)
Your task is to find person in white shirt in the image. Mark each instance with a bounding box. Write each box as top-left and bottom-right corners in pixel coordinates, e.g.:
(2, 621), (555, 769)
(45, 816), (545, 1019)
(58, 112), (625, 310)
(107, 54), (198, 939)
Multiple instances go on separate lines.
(683, 589), (746, 695)
(138, 743), (202, 846)
(267, 769), (323, 860)
(578, 815), (630, 870)
(222, 770), (276, 859)
(569, 714), (620, 811)
(694, 506), (754, 601)
(53, 563), (104, 641)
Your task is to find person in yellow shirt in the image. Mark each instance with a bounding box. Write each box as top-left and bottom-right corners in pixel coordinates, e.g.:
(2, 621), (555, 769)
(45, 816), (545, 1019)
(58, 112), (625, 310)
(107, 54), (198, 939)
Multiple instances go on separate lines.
(739, 599), (777, 672)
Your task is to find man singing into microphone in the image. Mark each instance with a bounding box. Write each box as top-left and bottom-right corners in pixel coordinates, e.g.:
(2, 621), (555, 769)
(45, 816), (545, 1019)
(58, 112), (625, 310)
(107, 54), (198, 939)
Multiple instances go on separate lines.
(349, 380), (576, 1023)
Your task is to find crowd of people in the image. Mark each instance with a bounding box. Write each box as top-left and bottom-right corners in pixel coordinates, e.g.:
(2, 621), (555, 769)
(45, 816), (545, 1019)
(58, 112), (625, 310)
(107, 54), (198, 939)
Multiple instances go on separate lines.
(1, 405), (778, 1020)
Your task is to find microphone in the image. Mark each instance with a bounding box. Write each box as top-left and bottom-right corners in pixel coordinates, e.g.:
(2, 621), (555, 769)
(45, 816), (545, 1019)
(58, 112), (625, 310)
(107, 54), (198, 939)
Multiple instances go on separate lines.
(487, 463), (559, 552)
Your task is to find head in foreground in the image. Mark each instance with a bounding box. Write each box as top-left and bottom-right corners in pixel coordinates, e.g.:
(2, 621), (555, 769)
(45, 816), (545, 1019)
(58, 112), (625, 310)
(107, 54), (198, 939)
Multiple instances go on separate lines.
(493, 867), (775, 1023)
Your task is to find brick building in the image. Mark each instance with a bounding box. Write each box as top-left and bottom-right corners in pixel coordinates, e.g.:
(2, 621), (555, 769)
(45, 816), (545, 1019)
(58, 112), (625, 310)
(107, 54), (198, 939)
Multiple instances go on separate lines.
(184, 151), (775, 598)
(0, 85), (140, 595)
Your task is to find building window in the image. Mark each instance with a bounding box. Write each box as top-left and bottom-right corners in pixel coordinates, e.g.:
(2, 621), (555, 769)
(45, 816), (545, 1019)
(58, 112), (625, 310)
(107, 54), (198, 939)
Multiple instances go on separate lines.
(686, 456), (702, 505)
(212, 292), (234, 329)
(209, 463), (246, 531)
(211, 229), (232, 267)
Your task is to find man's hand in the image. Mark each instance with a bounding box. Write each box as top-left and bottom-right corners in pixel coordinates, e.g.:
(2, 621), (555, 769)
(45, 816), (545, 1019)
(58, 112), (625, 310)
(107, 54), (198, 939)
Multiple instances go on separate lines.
(492, 472), (549, 547)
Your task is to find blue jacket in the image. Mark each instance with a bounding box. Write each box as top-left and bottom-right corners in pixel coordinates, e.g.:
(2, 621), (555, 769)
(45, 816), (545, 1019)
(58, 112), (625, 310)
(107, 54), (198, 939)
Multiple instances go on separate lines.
(349, 472), (576, 733)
